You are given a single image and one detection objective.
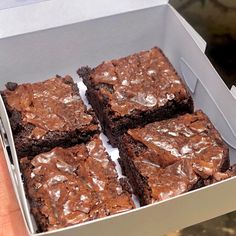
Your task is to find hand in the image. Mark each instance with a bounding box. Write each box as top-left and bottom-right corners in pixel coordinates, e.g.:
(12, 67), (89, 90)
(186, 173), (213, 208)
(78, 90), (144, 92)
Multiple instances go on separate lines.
(0, 145), (28, 236)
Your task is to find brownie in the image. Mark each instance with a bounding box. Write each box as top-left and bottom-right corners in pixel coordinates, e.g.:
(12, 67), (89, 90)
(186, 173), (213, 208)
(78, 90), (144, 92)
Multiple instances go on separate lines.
(78, 47), (193, 146)
(20, 136), (134, 232)
(1, 75), (98, 158)
(204, 164), (236, 185)
(118, 110), (229, 205)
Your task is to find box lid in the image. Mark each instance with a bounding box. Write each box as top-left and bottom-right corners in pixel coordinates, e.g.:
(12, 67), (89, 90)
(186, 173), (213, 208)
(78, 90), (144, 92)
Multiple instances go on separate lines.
(0, 0), (169, 38)
(231, 86), (236, 100)
(0, 0), (49, 10)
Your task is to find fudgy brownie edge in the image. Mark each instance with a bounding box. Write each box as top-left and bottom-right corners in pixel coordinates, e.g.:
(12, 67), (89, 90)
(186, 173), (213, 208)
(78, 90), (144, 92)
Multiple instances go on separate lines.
(2, 76), (99, 158)
(78, 47), (194, 146)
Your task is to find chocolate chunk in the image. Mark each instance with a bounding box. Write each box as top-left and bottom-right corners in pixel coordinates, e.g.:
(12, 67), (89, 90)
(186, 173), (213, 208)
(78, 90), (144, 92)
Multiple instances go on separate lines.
(5, 82), (18, 91)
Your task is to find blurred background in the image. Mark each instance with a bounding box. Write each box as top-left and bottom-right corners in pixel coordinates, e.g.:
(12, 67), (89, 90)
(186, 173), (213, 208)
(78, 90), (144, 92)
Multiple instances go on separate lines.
(168, 1), (236, 235)
(171, 0), (236, 89)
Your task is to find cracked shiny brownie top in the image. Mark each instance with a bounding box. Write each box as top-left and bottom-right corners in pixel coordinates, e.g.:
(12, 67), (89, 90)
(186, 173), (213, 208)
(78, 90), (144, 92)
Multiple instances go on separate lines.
(2, 75), (98, 158)
(90, 47), (190, 116)
(128, 110), (228, 179)
(3, 76), (95, 139)
(20, 136), (134, 232)
(119, 110), (229, 204)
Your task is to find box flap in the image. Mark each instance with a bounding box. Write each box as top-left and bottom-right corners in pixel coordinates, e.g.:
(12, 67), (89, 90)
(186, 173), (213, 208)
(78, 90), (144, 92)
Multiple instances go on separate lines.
(231, 86), (236, 100)
(0, 0), (169, 39)
(170, 5), (206, 53)
(180, 58), (236, 157)
(0, 0), (49, 10)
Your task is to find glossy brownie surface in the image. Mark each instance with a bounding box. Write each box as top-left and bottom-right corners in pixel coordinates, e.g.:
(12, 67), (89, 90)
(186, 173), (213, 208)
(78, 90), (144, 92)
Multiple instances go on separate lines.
(2, 76), (98, 157)
(20, 136), (134, 232)
(128, 110), (228, 177)
(119, 111), (229, 204)
(3, 76), (95, 139)
(89, 47), (190, 117)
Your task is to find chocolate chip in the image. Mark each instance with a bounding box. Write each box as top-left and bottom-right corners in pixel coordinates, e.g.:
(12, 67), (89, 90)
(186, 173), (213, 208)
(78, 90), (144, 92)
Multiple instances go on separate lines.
(10, 110), (21, 132)
(77, 66), (92, 78)
(63, 75), (73, 84)
(5, 82), (18, 91)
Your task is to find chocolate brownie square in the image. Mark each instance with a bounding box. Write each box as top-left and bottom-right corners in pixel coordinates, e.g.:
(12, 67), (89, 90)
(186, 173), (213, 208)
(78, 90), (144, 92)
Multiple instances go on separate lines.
(20, 135), (134, 232)
(78, 47), (193, 146)
(1, 75), (98, 158)
(118, 110), (229, 205)
(205, 164), (236, 185)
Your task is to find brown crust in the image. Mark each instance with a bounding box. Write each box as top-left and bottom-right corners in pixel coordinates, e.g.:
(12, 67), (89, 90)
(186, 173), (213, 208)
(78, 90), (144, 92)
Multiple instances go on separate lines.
(2, 76), (99, 158)
(118, 134), (152, 205)
(20, 136), (135, 232)
(20, 158), (49, 232)
(117, 111), (230, 205)
(78, 66), (193, 146)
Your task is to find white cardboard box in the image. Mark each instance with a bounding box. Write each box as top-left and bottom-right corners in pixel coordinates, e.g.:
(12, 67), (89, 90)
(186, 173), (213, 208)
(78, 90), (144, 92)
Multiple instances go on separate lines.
(0, 1), (236, 235)
(0, 0), (49, 10)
